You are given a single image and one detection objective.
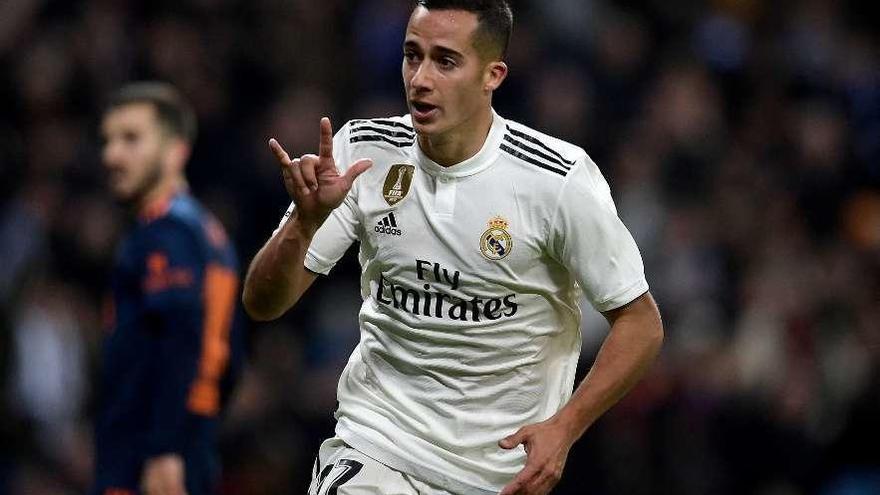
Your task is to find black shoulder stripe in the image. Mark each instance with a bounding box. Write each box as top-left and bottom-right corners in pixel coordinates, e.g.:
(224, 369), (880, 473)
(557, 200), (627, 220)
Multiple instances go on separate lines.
(371, 118), (414, 131)
(502, 134), (571, 170)
(350, 124), (415, 140)
(500, 143), (567, 177)
(351, 118), (414, 133)
(349, 134), (413, 148)
(506, 125), (575, 166)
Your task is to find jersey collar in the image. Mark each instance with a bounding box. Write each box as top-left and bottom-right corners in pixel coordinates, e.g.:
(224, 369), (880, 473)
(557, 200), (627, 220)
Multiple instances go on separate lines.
(138, 186), (184, 223)
(413, 108), (505, 179)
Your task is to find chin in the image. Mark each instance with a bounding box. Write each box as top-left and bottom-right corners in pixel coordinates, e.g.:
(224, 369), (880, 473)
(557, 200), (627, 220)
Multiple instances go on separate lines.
(411, 120), (443, 137)
(108, 183), (135, 204)
(410, 121), (429, 134)
(112, 191), (135, 205)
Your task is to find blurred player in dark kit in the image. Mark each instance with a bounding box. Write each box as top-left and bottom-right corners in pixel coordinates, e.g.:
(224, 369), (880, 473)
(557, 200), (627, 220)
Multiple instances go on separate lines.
(92, 82), (242, 495)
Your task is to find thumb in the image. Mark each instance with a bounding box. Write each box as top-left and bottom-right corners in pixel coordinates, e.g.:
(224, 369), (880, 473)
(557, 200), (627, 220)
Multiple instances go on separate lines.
(499, 428), (527, 449)
(342, 158), (373, 185)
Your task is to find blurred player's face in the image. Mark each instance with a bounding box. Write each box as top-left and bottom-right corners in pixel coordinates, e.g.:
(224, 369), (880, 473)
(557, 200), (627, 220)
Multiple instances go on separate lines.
(101, 103), (174, 205)
(403, 7), (507, 139)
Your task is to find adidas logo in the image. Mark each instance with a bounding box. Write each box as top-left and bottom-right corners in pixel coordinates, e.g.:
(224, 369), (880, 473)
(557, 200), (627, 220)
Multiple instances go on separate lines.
(374, 212), (402, 236)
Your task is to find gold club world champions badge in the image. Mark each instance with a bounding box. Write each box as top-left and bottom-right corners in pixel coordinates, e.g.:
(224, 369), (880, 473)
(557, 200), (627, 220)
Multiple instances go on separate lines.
(382, 164), (415, 206)
(480, 216), (513, 260)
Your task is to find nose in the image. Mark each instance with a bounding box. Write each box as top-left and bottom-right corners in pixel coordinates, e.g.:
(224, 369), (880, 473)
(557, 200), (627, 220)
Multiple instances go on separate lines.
(102, 139), (122, 168)
(409, 61), (433, 92)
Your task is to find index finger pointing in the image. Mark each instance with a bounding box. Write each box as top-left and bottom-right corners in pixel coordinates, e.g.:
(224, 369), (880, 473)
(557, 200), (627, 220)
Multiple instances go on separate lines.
(319, 117), (334, 159)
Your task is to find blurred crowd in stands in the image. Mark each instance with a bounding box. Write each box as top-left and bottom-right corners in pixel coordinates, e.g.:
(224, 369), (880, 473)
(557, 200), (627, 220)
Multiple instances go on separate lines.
(0, 0), (878, 493)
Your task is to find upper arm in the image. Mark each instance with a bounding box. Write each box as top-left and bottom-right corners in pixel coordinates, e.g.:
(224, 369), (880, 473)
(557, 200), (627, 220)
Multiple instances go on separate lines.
(549, 158), (649, 313)
(601, 291), (661, 328)
(295, 266), (320, 300)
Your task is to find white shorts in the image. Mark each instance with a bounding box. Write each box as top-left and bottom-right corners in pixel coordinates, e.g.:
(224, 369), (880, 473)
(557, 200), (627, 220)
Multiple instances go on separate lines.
(308, 437), (457, 495)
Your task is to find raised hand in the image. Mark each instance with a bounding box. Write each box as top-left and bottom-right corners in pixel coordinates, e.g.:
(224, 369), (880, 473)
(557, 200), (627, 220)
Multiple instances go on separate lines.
(498, 417), (576, 495)
(269, 117), (372, 226)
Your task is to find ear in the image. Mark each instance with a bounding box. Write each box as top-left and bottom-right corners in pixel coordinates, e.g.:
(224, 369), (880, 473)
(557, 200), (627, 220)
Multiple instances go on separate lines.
(483, 61), (508, 93)
(164, 138), (191, 173)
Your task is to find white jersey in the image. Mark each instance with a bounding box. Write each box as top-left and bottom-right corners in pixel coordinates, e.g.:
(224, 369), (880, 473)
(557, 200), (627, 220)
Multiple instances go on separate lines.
(275, 110), (648, 494)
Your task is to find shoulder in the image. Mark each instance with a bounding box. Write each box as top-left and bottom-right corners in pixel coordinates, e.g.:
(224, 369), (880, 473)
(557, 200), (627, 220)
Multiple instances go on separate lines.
(156, 194), (206, 237)
(498, 118), (588, 181)
(495, 118), (616, 217)
(343, 115), (415, 150)
(143, 195), (237, 267)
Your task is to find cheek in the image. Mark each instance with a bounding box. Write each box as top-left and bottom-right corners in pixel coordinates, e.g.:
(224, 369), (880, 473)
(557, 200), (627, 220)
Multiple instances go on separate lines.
(122, 148), (145, 171)
(402, 65), (414, 87)
(101, 146), (113, 166)
(133, 140), (163, 168)
(451, 80), (482, 110)
(119, 148), (153, 180)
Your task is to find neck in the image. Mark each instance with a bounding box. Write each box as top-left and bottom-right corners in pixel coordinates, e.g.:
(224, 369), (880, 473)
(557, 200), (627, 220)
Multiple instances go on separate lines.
(136, 175), (185, 217)
(419, 107), (494, 167)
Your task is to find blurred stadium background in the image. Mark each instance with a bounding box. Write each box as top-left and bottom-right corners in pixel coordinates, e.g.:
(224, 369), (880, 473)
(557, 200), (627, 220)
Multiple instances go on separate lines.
(1, 0), (879, 494)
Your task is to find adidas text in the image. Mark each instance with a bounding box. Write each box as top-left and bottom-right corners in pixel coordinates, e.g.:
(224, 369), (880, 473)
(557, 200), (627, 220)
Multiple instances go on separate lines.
(375, 225), (402, 236)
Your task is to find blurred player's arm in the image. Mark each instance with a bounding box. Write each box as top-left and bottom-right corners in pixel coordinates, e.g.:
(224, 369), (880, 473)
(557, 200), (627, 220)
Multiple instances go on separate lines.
(242, 118), (370, 321)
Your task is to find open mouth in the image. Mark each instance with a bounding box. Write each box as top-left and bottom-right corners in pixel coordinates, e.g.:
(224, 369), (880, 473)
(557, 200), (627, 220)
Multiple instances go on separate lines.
(411, 101), (438, 119)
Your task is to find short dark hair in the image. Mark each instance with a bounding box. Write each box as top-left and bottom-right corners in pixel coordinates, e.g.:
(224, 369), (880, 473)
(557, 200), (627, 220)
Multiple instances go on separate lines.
(105, 81), (197, 143)
(414, 0), (513, 59)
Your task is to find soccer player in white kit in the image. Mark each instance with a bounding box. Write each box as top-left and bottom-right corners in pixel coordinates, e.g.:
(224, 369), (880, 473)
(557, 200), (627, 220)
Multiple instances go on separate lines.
(243, 1), (664, 494)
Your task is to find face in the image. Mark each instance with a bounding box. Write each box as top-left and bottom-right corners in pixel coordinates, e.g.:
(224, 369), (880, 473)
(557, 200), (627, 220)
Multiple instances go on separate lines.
(101, 103), (170, 204)
(402, 7), (506, 138)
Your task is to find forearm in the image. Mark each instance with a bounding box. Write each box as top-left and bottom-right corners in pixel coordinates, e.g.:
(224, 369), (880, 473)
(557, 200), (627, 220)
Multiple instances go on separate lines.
(556, 293), (663, 440)
(242, 210), (321, 321)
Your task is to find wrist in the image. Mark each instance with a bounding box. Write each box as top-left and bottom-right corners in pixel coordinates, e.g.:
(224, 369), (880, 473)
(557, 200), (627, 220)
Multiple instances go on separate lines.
(284, 209), (327, 238)
(553, 405), (592, 444)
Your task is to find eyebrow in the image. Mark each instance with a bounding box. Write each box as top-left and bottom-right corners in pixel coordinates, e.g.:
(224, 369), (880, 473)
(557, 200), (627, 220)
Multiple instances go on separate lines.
(403, 40), (465, 59)
(434, 45), (464, 59)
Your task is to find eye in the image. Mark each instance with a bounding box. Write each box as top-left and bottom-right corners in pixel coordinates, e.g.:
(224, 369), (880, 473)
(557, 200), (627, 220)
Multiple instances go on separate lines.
(404, 51), (419, 63)
(438, 56), (457, 69)
(123, 131), (139, 144)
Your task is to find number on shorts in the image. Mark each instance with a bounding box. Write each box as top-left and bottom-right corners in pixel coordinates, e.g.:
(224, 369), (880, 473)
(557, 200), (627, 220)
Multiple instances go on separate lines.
(316, 458), (364, 495)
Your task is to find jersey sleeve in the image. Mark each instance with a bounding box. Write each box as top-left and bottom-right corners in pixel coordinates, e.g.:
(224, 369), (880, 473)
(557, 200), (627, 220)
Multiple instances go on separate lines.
(272, 121), (361, 275)
(548, 156), (649, 312)
(138, 220), (237, 457)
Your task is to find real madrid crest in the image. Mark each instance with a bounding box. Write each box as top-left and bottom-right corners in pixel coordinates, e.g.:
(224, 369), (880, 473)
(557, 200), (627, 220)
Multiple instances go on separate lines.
(480, 216), (513, 260)
(382, 164), (415, 206)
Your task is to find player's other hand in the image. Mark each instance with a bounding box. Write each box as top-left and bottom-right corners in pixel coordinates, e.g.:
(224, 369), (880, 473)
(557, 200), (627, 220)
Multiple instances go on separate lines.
(141, 454), (187, 495)
(269, 117), (372, 227)
(498, 417), (576, 495)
